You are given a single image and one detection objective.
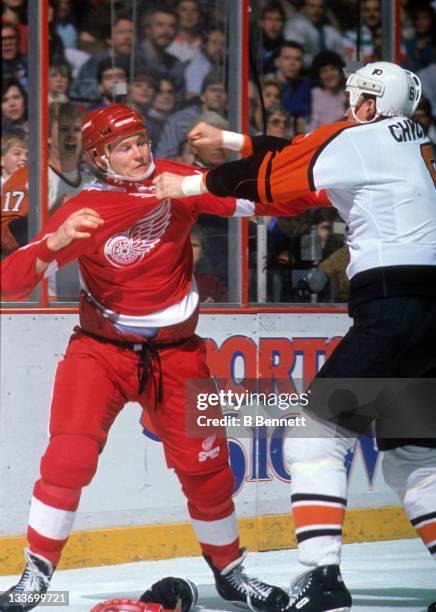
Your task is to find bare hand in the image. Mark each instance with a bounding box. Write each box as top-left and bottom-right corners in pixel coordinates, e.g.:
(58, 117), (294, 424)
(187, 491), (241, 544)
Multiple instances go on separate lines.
(47, 208), (104, 251)
(153, 172), (185, 199)
(188, 121), (223, 149)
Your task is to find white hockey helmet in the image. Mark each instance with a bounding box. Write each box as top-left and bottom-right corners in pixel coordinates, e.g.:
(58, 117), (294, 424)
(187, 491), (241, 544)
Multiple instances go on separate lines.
(345, 61), (422, 120)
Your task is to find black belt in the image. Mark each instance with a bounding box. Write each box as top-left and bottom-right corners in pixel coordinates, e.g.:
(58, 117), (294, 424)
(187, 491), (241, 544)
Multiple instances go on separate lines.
(78, 327), (185, 404)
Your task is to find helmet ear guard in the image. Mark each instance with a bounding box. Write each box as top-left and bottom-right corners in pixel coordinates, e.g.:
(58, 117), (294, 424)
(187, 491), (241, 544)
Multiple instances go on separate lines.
(407, 71), (422, 115)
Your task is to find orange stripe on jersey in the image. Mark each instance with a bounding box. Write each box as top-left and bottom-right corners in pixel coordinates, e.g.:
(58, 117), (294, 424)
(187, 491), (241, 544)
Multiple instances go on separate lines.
(257, 151), (273, 204)
(416, 521), (436, 545)
(255, 120), (356, 203)
(241, 135), (254, 157)
(293, 505), (345, 529)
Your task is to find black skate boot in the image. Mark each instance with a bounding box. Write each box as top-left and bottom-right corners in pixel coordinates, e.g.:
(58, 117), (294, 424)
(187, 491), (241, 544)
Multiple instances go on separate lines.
(286, 564), (351, 612)
(205, 548), (289, 611)
(428, 603), (436, 611)
(0, 549), (54, 611)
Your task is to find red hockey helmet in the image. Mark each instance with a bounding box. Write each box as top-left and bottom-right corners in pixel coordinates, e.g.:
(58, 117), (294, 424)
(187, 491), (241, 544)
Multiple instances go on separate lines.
(82, 104), (148, 161)
(90, 599), (168, 612)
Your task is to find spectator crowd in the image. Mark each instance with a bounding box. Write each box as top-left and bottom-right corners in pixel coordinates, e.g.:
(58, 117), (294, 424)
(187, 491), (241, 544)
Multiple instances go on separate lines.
(1, 0), (435, 303)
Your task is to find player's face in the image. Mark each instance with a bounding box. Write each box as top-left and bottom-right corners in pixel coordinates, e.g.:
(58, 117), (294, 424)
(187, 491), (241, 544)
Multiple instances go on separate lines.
(345, 92), (377, 122)
(1, 142), (28, 177)
(108, 132), (151, 177)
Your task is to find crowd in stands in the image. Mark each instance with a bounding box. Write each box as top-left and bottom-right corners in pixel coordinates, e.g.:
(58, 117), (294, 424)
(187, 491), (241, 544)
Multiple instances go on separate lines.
(1, 0), (435, 304)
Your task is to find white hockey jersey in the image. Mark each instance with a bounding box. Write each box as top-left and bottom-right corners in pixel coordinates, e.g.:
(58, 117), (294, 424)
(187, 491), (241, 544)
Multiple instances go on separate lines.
(206, 118), (436, 281)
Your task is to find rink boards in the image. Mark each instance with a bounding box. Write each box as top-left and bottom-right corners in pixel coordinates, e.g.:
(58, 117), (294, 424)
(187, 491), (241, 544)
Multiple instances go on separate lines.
(0, 311), (415, 573)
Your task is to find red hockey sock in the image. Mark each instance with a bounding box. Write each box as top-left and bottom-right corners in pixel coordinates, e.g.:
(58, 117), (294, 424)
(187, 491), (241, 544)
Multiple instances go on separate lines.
(177, 466), (240, 568)
(27, 479), (82, 566)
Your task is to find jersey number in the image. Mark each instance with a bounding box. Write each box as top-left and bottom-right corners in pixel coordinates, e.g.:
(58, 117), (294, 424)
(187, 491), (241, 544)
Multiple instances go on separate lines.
(2, 190), (25, 212)
(421, 143), (436, 187)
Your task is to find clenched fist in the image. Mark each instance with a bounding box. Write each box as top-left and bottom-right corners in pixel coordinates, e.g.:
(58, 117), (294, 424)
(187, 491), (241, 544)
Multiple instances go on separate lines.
(188, 121), (223, 149)
(152, 173), (183, 199)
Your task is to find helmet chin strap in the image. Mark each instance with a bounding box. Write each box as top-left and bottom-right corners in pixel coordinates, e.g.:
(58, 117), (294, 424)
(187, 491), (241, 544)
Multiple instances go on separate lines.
(101, 152), (156, 182)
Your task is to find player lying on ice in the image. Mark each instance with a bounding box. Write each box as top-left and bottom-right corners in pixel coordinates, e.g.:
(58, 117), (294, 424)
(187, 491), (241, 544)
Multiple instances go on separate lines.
(154, 62), (436, 612)
(0, 103), (329, 612)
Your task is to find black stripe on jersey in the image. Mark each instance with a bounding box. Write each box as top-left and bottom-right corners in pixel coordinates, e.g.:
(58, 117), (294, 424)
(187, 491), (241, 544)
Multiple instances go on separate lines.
(251, 135), (290, 154)
(205, 152), (267, 201)
(265, 151), (276, 202)
(410, 511), (436, 526)
(296, 528), (342, 543)
(429, 543), (436, 555)
(291, 493), (347, 506)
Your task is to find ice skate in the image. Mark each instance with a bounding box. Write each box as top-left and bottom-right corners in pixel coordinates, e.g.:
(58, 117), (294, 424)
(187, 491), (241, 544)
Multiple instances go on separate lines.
(205, 548), (289, 611)
(0, 549), (54, 611)
(285, 564), (351, 612)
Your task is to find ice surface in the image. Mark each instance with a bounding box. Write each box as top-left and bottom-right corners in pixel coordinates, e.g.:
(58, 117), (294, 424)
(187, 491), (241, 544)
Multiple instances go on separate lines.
(0, 538), (434, 611)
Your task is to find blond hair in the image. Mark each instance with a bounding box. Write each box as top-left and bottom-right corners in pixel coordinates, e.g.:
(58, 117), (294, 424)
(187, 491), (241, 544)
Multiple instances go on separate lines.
(1, 130), (28, 157)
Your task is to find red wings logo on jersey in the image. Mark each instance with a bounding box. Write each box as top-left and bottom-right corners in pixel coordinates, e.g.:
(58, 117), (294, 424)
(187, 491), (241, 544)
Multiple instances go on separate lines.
(104, 200), (171, 268)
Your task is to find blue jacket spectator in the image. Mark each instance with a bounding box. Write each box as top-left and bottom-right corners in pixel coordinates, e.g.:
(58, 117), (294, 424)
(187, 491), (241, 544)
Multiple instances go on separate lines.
(268, 41), (311, 119)
(260, 1), (286, 75)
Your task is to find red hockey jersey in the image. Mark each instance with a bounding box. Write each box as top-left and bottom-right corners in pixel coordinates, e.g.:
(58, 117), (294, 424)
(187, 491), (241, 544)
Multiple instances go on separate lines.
(1, 159), (330, 312)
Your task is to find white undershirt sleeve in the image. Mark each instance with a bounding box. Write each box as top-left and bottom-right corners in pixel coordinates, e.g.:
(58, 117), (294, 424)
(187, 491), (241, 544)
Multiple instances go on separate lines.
(222, 131), (245, 152)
